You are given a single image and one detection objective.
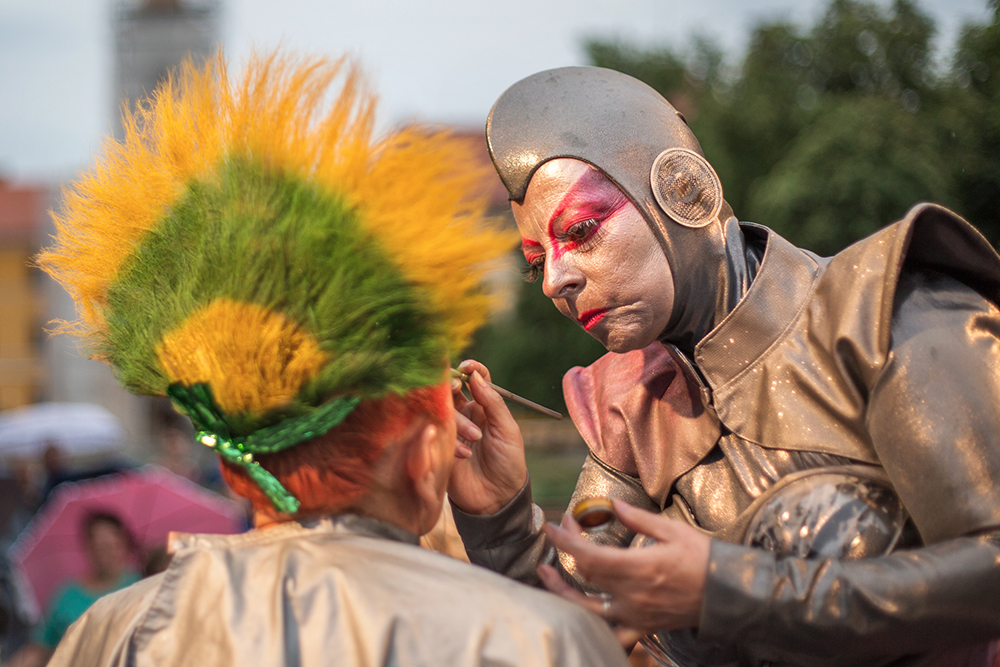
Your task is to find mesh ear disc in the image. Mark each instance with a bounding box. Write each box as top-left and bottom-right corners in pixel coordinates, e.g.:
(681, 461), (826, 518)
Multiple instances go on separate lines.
(649, 148), (723, 228)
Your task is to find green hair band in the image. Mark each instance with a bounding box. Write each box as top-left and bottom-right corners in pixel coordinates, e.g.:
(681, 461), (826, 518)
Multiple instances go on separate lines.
(167, 383), (361, 514)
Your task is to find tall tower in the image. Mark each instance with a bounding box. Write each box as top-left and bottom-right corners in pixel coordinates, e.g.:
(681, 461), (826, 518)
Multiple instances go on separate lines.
(114, 0), (220, 137)
(42, 0), (222, 458)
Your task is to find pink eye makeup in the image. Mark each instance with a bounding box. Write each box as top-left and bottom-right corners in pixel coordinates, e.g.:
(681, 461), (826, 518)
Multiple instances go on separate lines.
(521, 239), (544, 282)
(546, 168), (628, 258)
(518, 166), (630, 283)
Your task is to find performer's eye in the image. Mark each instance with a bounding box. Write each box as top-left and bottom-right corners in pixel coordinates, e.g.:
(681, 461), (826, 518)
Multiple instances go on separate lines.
(521, 257), (544, 283)
(559, 218), (600, 245)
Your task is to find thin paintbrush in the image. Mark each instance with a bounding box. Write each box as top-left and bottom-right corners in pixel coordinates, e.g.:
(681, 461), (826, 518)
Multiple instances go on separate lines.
(451, 368), (563, 420)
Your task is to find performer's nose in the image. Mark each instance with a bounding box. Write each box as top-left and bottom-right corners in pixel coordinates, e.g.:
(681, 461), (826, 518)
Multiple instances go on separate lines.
(542, 256), (583, 300)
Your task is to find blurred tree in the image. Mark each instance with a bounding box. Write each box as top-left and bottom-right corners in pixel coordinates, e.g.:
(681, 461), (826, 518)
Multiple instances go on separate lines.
(583, 40), (688, 98)
(951, 0), (1000, 99)
(748, 96), (950, 254)
(585, 0), (1000, 253)
(809, 0), (936, 97)
(718, 0), (941, 235)
(699, 23), (815, 216)
(945, 0), (1000, 246)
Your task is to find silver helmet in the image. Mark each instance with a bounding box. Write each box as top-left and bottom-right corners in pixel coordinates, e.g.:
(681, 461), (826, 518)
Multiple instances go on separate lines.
(487, 66), (755, 351)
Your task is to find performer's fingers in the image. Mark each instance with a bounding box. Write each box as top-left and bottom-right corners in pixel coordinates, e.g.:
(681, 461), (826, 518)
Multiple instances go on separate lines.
(451, 377), (468, 407)
(451, 378), (470, 426)
(454, 409), (482, 445)
(612, 499), (680, 543)
(457, 359), (493, 384)
(543, 518), (628, 583)
(465, 371), (505, 414)
(466, 371), (521, 439)
(458, 401), (485, 430)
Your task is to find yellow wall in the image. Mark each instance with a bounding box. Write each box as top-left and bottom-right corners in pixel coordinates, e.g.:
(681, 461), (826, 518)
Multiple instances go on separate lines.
(0, 248), (41, 409)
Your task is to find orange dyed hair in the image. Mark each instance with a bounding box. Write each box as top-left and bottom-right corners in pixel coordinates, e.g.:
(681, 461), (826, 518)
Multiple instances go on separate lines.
(220, 384), (451, 517)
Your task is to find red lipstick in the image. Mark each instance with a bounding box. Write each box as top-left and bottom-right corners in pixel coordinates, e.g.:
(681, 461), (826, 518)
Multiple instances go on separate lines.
(577, 308), (609, 331)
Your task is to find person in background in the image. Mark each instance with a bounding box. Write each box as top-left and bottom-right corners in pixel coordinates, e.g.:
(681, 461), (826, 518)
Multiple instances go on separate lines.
(38, 444), (68, 505)
(6, 512), (139, 667)
(154, 412), (201, 483)
(37, 51), (629, 667)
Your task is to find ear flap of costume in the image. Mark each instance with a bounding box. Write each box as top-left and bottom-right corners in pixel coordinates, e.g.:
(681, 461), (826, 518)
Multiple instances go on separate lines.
(649, 148), (723, 229)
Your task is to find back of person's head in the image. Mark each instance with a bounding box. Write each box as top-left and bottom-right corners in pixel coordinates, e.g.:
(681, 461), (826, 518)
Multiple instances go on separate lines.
(39, 50), (514, 521)
(221, 384), (451, 517)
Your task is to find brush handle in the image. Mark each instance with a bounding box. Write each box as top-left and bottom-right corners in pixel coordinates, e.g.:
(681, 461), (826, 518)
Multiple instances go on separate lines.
(450, 369), (563, 420)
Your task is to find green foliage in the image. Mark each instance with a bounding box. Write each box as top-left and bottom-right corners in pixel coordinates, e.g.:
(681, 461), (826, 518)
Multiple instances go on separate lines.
(749, 96), (950, 254)
(586, 0), (1000, 253)
(944, 2), (1000, 246)
(953, 1), (1000, 99)
(583, 40), (688, 97)
(809, 0), (936, 96)
(525, 448), (589, 511)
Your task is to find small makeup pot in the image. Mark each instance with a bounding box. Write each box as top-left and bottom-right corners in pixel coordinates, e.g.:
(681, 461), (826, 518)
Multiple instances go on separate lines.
(572, 497), (616, 532)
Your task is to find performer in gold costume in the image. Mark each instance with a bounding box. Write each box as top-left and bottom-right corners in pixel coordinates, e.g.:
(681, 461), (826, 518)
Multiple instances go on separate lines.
(448, 67), (1000, 666)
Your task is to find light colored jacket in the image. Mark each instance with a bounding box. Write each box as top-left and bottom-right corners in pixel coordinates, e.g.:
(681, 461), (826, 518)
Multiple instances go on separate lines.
(49, 514), (628, 667)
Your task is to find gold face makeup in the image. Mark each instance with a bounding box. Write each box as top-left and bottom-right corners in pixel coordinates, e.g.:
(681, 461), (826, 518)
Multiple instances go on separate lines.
(512, 159), (676, 353)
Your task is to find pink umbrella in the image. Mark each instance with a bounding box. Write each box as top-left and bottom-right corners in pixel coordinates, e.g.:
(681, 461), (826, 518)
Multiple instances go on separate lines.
(9, 465), (244, 615)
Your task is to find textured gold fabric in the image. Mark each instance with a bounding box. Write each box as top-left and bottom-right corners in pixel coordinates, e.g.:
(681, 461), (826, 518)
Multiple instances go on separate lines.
(564, 204), (1000, 545)
(457, 204), (1000, 666)
(48, 515), (629, 667)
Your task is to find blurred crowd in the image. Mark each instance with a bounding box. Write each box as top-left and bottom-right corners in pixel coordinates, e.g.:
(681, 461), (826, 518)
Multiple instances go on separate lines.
(0, 405), (248, 665)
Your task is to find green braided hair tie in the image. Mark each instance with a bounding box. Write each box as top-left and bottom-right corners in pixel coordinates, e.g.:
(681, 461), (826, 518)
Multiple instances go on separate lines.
(167, 383), (361, 514)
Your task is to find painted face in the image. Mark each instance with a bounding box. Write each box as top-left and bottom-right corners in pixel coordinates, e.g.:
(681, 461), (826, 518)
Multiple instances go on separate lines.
(512, 158), (675, 353)
(87, 520), (131, 578)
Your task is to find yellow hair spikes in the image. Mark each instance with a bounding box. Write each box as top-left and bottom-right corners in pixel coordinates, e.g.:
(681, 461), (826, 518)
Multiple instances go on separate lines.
(40, 47), (515, 361)
(39, 52), (227, 338)
(357, 128), (515, 350)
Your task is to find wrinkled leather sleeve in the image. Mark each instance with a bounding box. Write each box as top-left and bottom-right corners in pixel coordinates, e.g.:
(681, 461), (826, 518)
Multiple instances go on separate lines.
(451, 478), (552, 586)
(700, 532), (1000, 662)
(451, 453), (657, 589)
(867, 270), (1000, 543)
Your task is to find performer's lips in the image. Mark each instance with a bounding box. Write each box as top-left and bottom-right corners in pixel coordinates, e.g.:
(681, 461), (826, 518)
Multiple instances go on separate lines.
(577, 308), (609, 331)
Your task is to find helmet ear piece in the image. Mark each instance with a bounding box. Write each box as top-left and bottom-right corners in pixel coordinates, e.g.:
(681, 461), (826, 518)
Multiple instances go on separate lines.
(649, 148), (723, 229)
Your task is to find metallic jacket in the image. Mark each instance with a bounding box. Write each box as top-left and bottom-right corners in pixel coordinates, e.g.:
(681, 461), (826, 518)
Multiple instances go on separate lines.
(455, 204), (1000, 666)
(48, 515), (629, 667)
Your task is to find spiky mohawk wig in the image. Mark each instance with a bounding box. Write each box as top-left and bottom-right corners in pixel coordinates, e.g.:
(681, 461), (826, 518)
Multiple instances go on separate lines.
(39, 51), (514, 512)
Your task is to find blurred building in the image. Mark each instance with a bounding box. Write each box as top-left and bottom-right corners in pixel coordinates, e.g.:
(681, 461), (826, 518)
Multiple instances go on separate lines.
(39, 0), (221, 459)
(0, 180), (47, 410)
(114, 0), (220, 137)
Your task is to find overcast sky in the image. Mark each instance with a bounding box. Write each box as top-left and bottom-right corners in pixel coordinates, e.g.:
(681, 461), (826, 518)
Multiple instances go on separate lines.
(0, 0), (992, 184)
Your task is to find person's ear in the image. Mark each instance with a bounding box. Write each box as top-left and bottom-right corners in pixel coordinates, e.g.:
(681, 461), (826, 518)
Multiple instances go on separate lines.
(405, 422), (445, 515)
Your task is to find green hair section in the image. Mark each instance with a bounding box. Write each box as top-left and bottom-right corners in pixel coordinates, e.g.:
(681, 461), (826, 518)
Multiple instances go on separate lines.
(104, 159), (450, 436)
